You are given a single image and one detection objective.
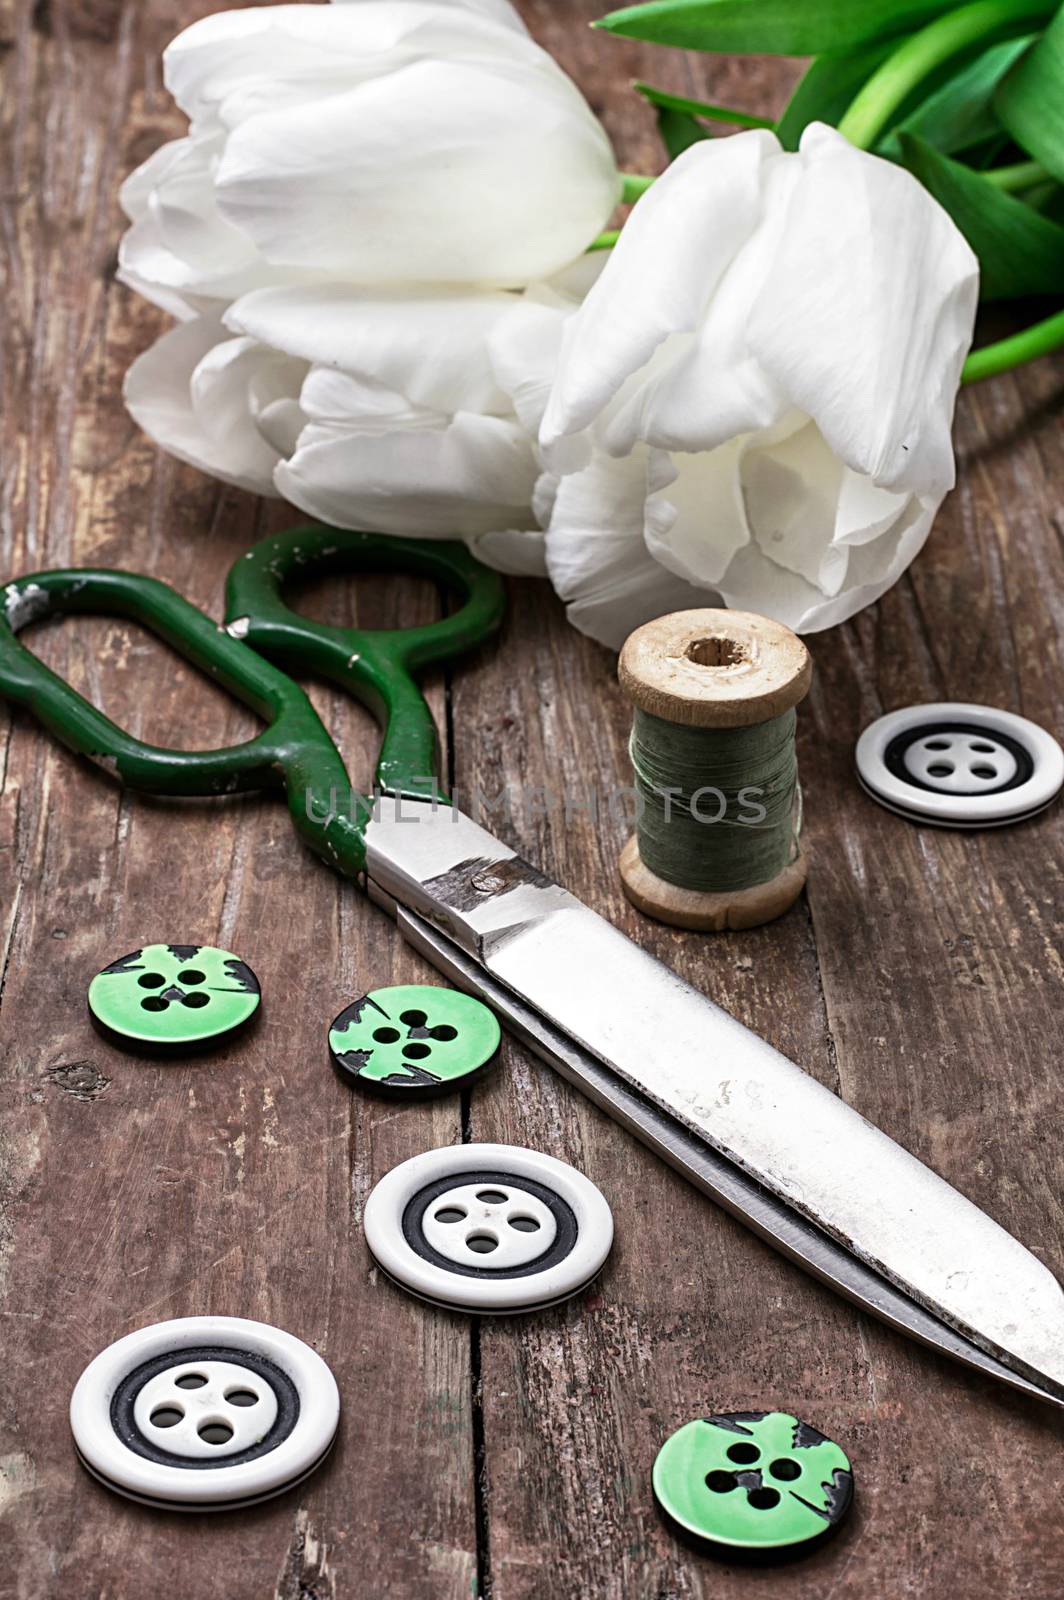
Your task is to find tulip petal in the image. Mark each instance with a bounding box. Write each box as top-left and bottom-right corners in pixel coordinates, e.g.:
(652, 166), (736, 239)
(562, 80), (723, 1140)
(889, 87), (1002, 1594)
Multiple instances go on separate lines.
(117, 203), (256, 315)
(532, 469), (560, 533)
(227, 285), (517, 415)
(214, 57), (617, 287)
(646, 418), (923, 611)
(124, 317), (305, 494)
(739, 418), (845, 591)
(467, 526), (548, 575)
(603, 160), (805, 460)
(299, 366), (443, 432)
(275, 412), (538, 536)
(332, 0), (528, 31)
(165, 2), (536, 126)
(119, 137), (198, 222)
(254, 395), (306, 459)
(716, 540), (828, 629)
(717, 489), (935, 630)
(546, 446), (716, 648)
(118, 132), (302, 313)
(747, 122), (978, 498)
(833, 468), (912, 546)
(829, 495), (932, 605)
(540, 129), (779, 466)
(124, 1), (617, 309)
(117, 240), (211, 322)
(643, 437), (752, 588)
(487, 290), (573, 436)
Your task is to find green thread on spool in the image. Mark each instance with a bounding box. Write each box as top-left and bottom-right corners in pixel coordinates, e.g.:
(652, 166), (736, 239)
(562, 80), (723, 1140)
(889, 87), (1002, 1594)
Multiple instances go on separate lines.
(629, 706), (802, 894)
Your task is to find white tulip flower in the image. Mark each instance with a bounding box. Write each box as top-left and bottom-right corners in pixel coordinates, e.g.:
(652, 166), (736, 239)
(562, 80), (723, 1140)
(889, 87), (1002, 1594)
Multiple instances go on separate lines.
(124, 254), (607, 564)
(118, 0), (619, 314)
(540, 123), (980, 648)
(231, 285), (541, 538)
(123, 313), (309, 494)
(123, 286), (557, 558)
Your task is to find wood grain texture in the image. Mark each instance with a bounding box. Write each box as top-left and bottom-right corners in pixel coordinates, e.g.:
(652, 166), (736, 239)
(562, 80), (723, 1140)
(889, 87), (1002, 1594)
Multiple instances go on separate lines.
(1, 1), (1063, 1597)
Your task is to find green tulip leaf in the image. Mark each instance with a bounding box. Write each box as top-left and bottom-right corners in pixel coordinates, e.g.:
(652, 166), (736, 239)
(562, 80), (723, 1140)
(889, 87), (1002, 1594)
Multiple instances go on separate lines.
(995, 9), (1064, 184)
(635, 81), (774, 128)
(656, 106), (711, 157)
(878, 34), (1035, 158)
(776, 44), (893, 150)
(596, 0), (957, 55)
(899, 132), (1064, 299)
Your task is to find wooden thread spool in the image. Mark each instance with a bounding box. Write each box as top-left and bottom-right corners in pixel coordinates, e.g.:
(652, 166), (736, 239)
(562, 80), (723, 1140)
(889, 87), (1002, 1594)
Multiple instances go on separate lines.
(618, 609), (812, 932)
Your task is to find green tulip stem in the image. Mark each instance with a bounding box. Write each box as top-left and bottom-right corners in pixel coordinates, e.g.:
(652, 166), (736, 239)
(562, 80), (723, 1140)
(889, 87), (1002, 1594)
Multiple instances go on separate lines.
(837, 0), (1052, 151)
(621, 172), (656, 201)
(589, 174), (656, 253)
(962, 308), (1064, 382)
(983, 159), (1049, 192)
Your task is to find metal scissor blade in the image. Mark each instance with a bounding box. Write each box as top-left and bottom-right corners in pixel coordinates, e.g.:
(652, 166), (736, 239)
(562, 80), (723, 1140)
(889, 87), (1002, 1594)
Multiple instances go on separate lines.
(380, 890), (1064, 1411)
(365, 798), (1064, 1401)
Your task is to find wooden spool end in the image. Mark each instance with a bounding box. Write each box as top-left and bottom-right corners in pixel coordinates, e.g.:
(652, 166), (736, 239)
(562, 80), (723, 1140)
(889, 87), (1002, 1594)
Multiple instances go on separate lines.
(618, 607), (812, 728)
(617, 609), (812, 932)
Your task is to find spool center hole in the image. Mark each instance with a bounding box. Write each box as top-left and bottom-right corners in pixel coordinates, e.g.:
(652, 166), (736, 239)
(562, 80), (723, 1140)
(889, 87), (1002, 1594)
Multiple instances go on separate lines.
(685, 636), (746, 669)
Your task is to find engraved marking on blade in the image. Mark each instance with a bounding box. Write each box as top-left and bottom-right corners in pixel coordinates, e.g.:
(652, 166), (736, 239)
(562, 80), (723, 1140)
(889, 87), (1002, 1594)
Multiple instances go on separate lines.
(422, 855), (555, 914)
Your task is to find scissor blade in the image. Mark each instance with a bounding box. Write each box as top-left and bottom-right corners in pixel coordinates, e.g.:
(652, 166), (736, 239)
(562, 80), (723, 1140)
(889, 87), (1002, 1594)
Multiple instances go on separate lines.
(366, 798), (1064, 1399)
(374, 886), (1064, 1409)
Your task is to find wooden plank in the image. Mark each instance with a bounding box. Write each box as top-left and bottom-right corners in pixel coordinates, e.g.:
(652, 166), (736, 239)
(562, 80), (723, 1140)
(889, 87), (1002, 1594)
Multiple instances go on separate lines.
(0, 3), (476, 1595)
(454, 585), (870, 1600)
(460, 7), (1064, 1600)
(2, 0), (1063, 1595)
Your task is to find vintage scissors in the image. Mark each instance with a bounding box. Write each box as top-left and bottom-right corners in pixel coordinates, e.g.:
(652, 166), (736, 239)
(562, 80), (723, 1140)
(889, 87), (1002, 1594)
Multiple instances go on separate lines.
(3, 523), (1063, 1411)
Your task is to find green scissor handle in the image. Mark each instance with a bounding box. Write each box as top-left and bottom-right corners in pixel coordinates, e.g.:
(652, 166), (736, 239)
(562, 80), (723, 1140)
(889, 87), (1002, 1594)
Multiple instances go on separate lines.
(0, 565), (367, 876)
(0, 529), (505, 878)
(224, 524), (505, 799)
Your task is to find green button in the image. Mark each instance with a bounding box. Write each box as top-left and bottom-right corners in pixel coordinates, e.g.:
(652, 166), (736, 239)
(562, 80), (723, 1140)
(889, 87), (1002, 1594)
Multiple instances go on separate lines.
(652, 1411), (853, 1557)
(88, 943), (261, 1050)
(329, 985), (501, 1097)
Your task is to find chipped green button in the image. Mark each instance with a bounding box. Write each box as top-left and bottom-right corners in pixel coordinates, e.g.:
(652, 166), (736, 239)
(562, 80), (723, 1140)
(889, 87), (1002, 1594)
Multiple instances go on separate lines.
(88, 943), (261, 1050)
(652, 1411), (853, 1557)
(329, 985), (501, 1097)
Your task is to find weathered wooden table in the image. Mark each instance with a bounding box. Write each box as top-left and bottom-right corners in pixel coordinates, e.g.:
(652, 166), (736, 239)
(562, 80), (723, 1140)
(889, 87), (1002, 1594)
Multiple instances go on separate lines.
(2, 2), (1063, 1595)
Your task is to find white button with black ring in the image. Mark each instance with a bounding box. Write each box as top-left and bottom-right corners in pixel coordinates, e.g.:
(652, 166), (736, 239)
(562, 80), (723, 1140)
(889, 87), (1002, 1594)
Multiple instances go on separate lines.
(363, 1143), (614, 1314)
(69, 1316), (340, 1510)
(855, 702), (1064, 828)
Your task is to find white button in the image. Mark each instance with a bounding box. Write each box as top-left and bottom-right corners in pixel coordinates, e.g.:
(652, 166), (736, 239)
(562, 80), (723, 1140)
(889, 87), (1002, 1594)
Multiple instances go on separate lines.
(856, 703), (1063, 828)
(69, 1316), (339, 1510)
(364, 1143), (613, 1314)
(132, 1359), (278, 1460)
(423, 1182), (558, 1269)
(902, 732), (1018, 793)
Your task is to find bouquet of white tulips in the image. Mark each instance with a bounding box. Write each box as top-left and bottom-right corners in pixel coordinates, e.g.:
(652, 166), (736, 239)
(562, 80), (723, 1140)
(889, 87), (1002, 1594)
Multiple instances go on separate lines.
(123, 0), (1064, 648)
